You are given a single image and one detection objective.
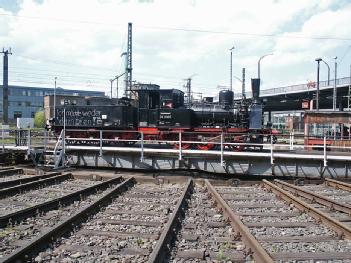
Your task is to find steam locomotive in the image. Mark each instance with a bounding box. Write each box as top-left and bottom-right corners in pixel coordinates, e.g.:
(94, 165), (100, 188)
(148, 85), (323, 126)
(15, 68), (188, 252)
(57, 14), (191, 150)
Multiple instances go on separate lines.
(47, 78), (275, 151)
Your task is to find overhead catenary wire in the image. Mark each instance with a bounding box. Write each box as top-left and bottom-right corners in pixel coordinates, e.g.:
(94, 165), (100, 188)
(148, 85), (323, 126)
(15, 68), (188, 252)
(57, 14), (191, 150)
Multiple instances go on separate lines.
(0, 12), (350, 41)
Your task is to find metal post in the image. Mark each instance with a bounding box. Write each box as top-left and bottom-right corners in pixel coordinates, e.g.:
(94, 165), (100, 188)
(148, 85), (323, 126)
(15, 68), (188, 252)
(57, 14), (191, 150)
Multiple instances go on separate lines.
(116, 77), (119, 99)
(1, 126), (4, 152)
(242, 68), (246, 98)
(291, 131), (294, 150)
(110, 79), (113, 99)
(333, 57), (337, 111)
(270, 136), (274, 165)
(349, 64), (351, 110)
(27, 129), (31, 155)
(220, 132), (224, 167)
(63, 108), (66, 167)
(44, 130), (48, 151)
(99, 130), (103, 157)
(54, 77), (57, 119)
(1, 48), (12, 125)
(140, 132), (144, 162)
(315, 58), (322, 111)
(323, 136), (327, 167)
(321, 60), (330, 86)
(230, 46), (234, 91)
(115, 72), (126, 100)
(178, 131), (182, 161)
(258, 53), (273, 79)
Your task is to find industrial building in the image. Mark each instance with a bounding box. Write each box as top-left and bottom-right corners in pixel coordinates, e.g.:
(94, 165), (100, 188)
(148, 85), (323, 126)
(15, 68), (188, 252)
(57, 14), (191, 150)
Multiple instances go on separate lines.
(0, 85), (105, 122)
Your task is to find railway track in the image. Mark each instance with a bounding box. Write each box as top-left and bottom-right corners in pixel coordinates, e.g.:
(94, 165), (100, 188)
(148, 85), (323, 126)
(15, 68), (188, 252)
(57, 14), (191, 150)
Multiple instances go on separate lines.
(0, 171), (61, 189)
(0, 168), (23, 179)
(1, 178), (190, 262)
(0, 176), (123, 259)
(0, 175), (123, 226)
(273, 179), (351, 229)
(168, 182), (249, 262)
(164, 180), (351, 262)
(2, 175), (351, 262)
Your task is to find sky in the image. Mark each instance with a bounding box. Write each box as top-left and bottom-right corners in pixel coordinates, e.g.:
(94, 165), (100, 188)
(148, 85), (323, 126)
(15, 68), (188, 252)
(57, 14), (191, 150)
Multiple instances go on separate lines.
(0, 0), (351, 98)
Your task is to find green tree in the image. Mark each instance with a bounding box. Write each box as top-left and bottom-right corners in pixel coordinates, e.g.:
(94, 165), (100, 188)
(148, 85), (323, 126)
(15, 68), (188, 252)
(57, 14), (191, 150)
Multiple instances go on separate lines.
(34, 111), (45, 128)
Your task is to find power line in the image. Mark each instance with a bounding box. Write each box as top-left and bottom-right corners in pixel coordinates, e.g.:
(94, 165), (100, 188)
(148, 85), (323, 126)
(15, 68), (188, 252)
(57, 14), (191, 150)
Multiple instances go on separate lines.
(11, 70), (108, 81)
(339, 45), (351, 64)
(138, 25), (351, 41)
(10, 66), (210, 85)
(1, 12), (350, 41)
(16, 55), (117, 72)
(9, 66), (111, 77)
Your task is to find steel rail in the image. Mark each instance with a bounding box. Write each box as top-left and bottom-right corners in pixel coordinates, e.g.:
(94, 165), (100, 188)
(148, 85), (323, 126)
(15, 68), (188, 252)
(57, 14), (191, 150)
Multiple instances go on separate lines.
(0, 167), (15, 171)
(263, 180), (351, 239)
(0, 168), (23, 178)
(325, 178), (351, 192)
(148, 178), (193, 263)
(274, 179), (351, 215)
(0, 177), (135, 263)
(0, 176), (123, 227)
(205, 180), (274, 263)
(0, 172), (61, 189)
(0, 173), (72, 199)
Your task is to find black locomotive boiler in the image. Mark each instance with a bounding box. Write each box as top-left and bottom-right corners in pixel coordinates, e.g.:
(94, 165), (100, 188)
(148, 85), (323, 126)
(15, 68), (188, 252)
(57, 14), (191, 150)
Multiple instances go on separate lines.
(46, 78), (274, 151)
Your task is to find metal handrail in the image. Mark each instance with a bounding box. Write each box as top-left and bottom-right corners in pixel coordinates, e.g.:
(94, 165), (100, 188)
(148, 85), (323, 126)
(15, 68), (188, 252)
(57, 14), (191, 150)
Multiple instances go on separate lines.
(234, 76), (351, 99)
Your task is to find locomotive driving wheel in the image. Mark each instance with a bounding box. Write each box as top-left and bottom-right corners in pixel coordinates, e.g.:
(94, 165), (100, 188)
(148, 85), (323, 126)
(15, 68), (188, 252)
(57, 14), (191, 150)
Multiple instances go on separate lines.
(172, 132), (193, 150)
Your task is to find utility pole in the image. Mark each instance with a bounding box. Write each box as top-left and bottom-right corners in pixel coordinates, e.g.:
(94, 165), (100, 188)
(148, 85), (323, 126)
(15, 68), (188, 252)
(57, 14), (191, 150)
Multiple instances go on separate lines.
(184, 74), (196, 106)
(116, 72), (126, 99)
(110, 79), (114, 99)
(54, 77), (57, 119)
(229, 46), (234, 91)
(321, 60), (330, 86)
(258, 53), (273, 79)
(315, 58), (322, 111)
(186, 78), (192, 106)
(350, 64), (351, 110)
(1, 48), (12, 124)
(125, 23), (133, 98)
(242, 68), (246, 99)
(333, 56), (337, 111)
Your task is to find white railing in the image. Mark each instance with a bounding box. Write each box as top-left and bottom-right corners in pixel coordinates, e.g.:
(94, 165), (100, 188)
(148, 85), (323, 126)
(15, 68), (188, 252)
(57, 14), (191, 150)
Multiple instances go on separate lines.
(60, 129), (351, 168)
(3, 128), (351, 168)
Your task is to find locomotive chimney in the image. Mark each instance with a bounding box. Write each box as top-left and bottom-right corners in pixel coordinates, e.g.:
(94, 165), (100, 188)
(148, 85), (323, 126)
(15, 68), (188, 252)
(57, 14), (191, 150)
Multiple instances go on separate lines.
(251, 78), (260, 100)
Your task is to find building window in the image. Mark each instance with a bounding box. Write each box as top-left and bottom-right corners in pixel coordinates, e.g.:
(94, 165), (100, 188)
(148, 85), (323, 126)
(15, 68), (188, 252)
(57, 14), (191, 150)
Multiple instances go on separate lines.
(14, 111), (22, 119)
(27, 91), (31, 96)
(25, 101), (31, 106)
(22, 91), (26, 96)
(31, 112), (35, 118)
(17, 102), (22, 106)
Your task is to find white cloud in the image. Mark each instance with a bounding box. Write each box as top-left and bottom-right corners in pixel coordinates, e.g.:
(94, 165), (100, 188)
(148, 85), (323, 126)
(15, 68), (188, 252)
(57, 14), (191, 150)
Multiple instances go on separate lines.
(0, 0), (350, 97)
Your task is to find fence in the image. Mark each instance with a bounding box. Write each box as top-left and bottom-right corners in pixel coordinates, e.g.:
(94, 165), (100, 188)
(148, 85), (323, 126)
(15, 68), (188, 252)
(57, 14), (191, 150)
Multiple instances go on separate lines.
(3, 128), (351, 169)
